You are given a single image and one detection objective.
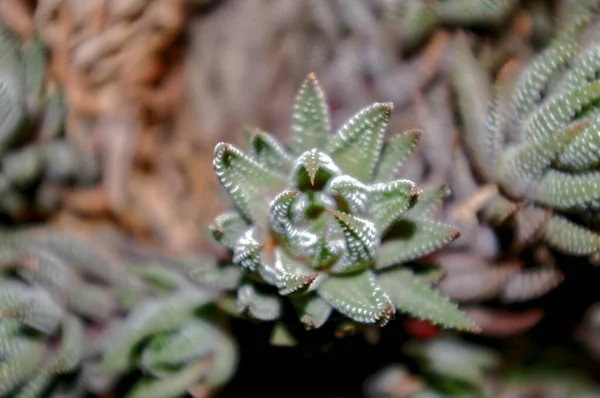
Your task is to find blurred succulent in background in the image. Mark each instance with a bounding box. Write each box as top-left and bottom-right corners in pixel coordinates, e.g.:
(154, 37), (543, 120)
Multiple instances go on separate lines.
(0, 228), (238, 398)
(98, 244), (238, 398)
(206, 73), (478, 340)
(364, 336), (600, 398)
(452, 10), (600, 258)
(0, 23), (99, 223)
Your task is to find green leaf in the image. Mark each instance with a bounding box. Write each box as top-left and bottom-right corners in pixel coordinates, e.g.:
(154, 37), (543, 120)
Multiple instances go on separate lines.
(326, 175), (369, 214)
(101, 290), (213, 371)
(0, 339), (46, 396)
(327, 210), (378, 274)
(213, 142), (285, 223)
(534, 170), (600, 211)
(369, 180), (420, 236)
(292, 148), (341, 189)
(452, 32), (493, 179)
(290, 294), (333, 329)
(236, 284), (282, 321)
(317, 270), (394, 325)
(46, 315), (84, 374)
(327, 102), (393, 182)
(141, 320), (215, 376)
(125, 359), (212, 398)
(232, 227), (265, 272)
(186, 261), (243, 291)
(378, 268), (478, 331)
(249, 128), (293, 172)
(556, 114), (600, 170)
(510, 34), (578, 120)
(273, 248), (320, 295)
(11, 371), (52, 398)
(373, 130), (421, 183)
(376, 219), (460, 269)
(210, 211), (248, 250)
(524, 81), (600, 145)
(405, 184), (451, 220)
(0, 25), (25, 154)
(21, 34), (46, 115)
(437, 0), (518, 26)
(542, 213), (600, 255)
(291, 73), (330, 155)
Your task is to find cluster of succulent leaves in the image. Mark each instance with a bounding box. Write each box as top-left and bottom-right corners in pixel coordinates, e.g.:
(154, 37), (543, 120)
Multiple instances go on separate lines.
(0, 24), (99, 222)
(364, 336), (600, 398)
(452, 12), (600, 258)
(0, 228), (237, 398)
(209, 73), (478, 335)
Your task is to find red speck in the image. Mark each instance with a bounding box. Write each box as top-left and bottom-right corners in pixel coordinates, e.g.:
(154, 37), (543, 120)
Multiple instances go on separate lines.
(403, 317), (439, 340)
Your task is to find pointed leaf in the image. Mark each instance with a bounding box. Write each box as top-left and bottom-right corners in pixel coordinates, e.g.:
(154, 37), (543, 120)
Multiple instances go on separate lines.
(46, 315), (84, 374)
(249, 128), (293, 172)
(376, 219), (460, 269)
(534, 170), (600, 211)
(369, 180), (420, 235)
(378, 268), (478, 331)
(273, 248), (320, 295)
(291, 73), (330, 154)
(290, 294), (333, 329)
(0, 340), (46, 395)
(292, 149), (341, 189)
(500, 266), (564, 303)
(237, 284), (282, 321)
(405, 184), (450, 220)
(327, 102), (393, 182)
(232, 228), (265, 271)
(326, 175), (369, 214)
(22, 34), (46, 115)
(270, 321), (297, 347)
(327, 210), (378, 274)
(513, 204), (551, 248)
(210, 211), (248, 250)
(213, 142), (285, 222)
(557, 114), (600, 170)
(373, 130), (421, 183)
(542, 213), (600, 255)
(317, 270), (394, 325)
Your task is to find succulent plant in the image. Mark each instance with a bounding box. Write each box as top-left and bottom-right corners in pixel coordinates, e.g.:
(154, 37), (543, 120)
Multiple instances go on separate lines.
(0, 228), (238, 398)
(98, 247), (238, 398)
(0, 23), (99, 223)
(208, 73), (477, 334)
(0, 228), (129, 397)
(452, 13), (600, 258)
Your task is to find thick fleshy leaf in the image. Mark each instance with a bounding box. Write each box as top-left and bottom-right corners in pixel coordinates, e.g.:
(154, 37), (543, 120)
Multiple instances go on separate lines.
(270, 321), (297, 347)
(513, 204), (551, 249)
(22, 34), (46, 115)
(46, 315), (84, 374)
(326, 175), (369, 214)
(369, 180), (420, 235)
(249, 128), (293, 172)
(405, 184), (450, 220)
(510, 34), (578, 120)
(210, 211), (248, 250)
(500, 266), (564, 303)
(534, 170), (600, 211)
(101, 290), (213, 371)
(378, 268), (479, 331)
(317, 270), (394, 325)
(542, 213), (600, 255)
(0, 340), (46, 396)
(292, 149), (341, 189)
(452, 32), (493, 179)
(376, 219), (460, 269)
(0, 26), (25, 154)
(237, 284), (283, 321)
(373, 130), (421, 183)
(327, 102), (393, 182)
(291, 73), (330, 155)
(273, 248), (320, 295)
(213, 142), (285, 222)
(437, 0), (518, 26)
(141, 320), (215, 376)
(556, 114), (600, 170)
(524, 81), (600, 145)
(0, 282), (63, 334)
(125, 359), (212, 398)
(185, 260), (242, 291)
(290, 294), (333, 329)
(327, 210), (378, 274)
(232, 228), (265, 271)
